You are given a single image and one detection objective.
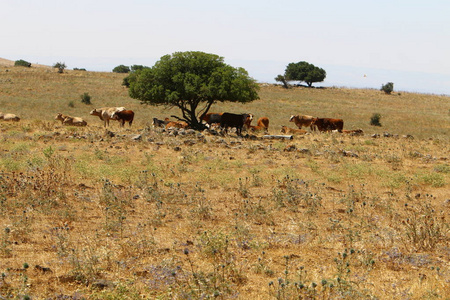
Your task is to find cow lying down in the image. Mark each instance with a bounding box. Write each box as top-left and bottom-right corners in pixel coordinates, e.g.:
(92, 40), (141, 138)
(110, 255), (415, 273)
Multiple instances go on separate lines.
(55, 113), (87, 126)
(0, 112), (20, 122)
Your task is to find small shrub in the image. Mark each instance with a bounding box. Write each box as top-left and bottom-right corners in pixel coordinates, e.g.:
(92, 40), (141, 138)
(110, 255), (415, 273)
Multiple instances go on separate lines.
(402, 201), (448, 251)
(381, 82), (394, 94)
(68, 101), (75, 108)
(122, 76), (130, 87)
(14, 59), (31, 67)
(370, 113), (382, 126)
(112, 65), (130, 73)
(80, 92), (91, 105)
(53, 62), (66, 73)
(73, 68), (86, 71)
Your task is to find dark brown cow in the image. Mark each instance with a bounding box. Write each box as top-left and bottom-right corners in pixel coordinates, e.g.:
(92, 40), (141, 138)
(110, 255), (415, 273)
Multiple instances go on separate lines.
(112, 110), (134, 127)
(152, 117), (170, 128)
(220, 113), (251, 136)
(312, 118), (344, 132)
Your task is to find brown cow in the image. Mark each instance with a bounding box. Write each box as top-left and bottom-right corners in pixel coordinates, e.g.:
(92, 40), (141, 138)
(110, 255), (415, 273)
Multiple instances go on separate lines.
(312, 118), (344, 132)
(289, 115), (316, 131)
(112, 110), (134, 127)
(243, 114), (254, 129)
(165, 121), (189, 130)
(281, 126), (307, 135)
(250, 117), (269, 133)
(342, 129), (364, 136)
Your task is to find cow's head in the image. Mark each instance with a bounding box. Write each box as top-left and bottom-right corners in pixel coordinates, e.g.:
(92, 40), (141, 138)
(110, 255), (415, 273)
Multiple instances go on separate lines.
(89, 109), (102, 116)
(289, 115), (297, 122)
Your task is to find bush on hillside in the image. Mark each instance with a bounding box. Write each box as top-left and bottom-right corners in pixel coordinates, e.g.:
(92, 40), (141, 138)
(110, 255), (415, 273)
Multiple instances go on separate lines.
(370, 113), (382, 126)
(73, 68), (86, 71)
(15, 59), (31, 67)
(113, 65), (130, 73)
(80, 92), (92, 105)
(381, 82), (394, 94)
(122, 76), (130, 88)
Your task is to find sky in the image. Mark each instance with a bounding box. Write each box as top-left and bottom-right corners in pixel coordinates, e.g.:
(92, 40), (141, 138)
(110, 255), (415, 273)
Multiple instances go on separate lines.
(2, 0), (450, 95)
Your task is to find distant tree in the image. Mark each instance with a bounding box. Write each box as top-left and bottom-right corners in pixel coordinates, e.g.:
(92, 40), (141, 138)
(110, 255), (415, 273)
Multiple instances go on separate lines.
(130, 65), (147, 72)
(113, 65), (130, 73)
(275, 74), (289, 89)
(381, 82), (394, 94)
(127, 51), (259, 130)
(284, 61), (326, 87)
(14, 59), (31, 67)
(53, 62), (66, 73)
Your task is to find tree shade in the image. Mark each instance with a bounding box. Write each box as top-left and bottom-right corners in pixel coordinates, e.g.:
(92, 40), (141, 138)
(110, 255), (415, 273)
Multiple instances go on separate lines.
(127, 51), (259, 129)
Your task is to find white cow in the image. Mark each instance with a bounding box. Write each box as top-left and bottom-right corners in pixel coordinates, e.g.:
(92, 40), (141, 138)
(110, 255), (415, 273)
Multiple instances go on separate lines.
(0, 113), (20, 122)
(89, 107), (125, 127)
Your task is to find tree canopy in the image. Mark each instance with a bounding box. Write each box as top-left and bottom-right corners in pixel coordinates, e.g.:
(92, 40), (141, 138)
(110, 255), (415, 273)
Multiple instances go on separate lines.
(127, 51), (259, 129)
(113, 65), (131, 73)
(281, 61), (326, 87)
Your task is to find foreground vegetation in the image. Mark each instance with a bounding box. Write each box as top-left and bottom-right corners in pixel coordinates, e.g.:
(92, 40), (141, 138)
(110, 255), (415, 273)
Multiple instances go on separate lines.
(0, 64), (449, 299)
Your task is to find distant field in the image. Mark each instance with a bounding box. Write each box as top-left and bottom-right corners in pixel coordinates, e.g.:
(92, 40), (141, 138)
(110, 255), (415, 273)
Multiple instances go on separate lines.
(0, 64), (449, 139)
(0, 65), (448, 299)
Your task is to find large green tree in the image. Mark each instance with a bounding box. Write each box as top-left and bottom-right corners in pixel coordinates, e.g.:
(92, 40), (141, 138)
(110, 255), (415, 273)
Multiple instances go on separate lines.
(127, 51), (259, 129)
(281, 61), (326, 87)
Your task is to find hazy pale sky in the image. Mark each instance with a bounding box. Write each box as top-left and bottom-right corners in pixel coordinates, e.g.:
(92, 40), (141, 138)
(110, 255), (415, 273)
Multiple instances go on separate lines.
(3, 0), (450, 94)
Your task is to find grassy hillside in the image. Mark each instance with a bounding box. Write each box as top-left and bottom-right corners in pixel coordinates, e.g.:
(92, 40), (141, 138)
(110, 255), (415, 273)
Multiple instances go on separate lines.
(0, 65), (448, 299)
(1, 64), (449, 139)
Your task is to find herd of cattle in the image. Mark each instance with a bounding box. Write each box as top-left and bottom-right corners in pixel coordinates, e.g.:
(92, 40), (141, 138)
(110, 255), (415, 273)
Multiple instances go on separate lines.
(1, 107), (362, 136)
(154, 112), (362, 135)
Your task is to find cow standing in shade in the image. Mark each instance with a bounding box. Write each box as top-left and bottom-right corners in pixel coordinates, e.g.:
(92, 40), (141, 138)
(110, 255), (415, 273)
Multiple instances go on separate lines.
(220, 113), (251, 136)
(201, 112), (223, 127)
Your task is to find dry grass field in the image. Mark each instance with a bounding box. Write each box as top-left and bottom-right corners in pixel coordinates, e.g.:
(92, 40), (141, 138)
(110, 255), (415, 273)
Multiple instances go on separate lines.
(0, 62), (449, 299)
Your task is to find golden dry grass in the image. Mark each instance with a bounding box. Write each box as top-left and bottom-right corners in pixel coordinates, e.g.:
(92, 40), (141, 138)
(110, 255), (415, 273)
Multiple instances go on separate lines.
(0, 65), (449, 299)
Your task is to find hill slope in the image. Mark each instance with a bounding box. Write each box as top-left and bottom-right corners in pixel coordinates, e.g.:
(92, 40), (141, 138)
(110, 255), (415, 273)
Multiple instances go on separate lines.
(0, 66), (448, 299)
(0, 65), (449, 139)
